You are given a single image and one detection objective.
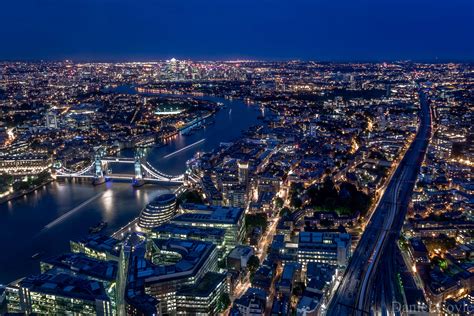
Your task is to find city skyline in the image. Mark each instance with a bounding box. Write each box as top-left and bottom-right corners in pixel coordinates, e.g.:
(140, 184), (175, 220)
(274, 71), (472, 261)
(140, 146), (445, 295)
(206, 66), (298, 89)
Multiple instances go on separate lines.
(1, 60), (472, 315)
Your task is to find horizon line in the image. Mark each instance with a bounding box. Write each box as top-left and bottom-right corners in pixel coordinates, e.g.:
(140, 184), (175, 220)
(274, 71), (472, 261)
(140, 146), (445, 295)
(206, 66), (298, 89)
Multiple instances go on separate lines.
(0, 58), (473, 64)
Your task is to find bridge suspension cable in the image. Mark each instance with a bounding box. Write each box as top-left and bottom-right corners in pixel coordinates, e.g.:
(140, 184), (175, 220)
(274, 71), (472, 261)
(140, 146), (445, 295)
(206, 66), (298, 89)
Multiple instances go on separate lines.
(142, 162), (183, 179)
(56, 162), (95, 176)
(141, 163), (172, 181)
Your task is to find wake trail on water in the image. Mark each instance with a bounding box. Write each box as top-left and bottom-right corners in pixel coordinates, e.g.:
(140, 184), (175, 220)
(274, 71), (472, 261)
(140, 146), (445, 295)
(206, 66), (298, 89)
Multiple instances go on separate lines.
(42, 191), (108, 230)
(163, 138), (205, 159)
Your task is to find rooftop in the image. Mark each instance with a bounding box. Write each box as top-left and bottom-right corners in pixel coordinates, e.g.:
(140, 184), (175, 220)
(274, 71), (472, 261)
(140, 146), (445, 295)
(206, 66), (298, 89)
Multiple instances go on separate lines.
(20, 272), (109, 302)
(152, 223), (225, 239)
(41, 253), (117, 281)
(176, 272), (226, 297)
(134, 238), (216, 284)
(228, 245), (254, 259)
(176, 203), (244, 225)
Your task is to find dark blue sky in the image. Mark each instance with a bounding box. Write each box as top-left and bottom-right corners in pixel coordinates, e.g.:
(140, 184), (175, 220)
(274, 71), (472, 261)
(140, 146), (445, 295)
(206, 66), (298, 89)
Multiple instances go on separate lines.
(1, 0), (473, 61)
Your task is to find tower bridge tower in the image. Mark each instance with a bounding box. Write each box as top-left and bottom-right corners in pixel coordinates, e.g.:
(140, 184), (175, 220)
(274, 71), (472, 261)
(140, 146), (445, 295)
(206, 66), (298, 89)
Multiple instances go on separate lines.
(133, 147), (145, 187)
(92, 147), (106, 185)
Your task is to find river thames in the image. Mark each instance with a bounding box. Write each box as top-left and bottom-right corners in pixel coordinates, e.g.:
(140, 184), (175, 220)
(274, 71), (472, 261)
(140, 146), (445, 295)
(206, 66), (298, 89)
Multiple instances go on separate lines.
(0, 95), (261, 284)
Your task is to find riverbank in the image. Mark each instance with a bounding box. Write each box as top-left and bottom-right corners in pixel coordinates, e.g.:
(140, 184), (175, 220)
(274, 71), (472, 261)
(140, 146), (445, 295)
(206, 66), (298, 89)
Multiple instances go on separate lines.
(0, 179), (54, 205)
(158, 111), (215, 143)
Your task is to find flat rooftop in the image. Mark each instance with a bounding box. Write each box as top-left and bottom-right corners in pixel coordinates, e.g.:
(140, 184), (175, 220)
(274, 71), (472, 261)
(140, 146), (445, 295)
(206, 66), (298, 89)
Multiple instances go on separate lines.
(42, 253), (117, 281)
(176, 272), (226, 297)
(135, 238), (215, 283)
(72, 234), (121, 256)
(176, 203), (244, 225)
(152, 223), (225, 239)
(20, 272), (109, 302)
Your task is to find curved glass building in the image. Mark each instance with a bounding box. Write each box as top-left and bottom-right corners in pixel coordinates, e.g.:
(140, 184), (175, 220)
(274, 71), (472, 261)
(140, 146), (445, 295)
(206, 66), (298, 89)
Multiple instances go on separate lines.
(138, 193), (177, 229)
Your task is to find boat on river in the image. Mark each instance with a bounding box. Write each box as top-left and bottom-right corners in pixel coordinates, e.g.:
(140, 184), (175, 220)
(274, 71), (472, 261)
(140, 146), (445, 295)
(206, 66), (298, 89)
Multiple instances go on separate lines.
(89, 221), (108, 234)
(31, 252), (43, 259)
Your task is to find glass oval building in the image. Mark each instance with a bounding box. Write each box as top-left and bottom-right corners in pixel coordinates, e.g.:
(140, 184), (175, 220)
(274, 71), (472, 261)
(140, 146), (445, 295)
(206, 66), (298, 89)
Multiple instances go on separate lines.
(138, 193), (177, 229)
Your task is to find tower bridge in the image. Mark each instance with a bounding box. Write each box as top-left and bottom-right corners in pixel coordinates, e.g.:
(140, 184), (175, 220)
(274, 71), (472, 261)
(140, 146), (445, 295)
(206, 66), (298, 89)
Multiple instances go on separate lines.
(55, 147), (184, 186)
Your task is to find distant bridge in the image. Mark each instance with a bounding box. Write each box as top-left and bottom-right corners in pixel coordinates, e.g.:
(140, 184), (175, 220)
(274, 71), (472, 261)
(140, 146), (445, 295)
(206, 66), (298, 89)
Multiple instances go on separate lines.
(55, 147), (184, 186)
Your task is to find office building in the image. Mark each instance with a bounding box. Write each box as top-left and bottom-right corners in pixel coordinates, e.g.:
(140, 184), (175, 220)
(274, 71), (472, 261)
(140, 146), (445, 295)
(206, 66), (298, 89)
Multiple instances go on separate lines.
(138, 193), (177, 229)
(0, 155), (52, 176)
(6, 273), (113, 315)
(174, 203), (246, 246)
(297, 230), (351, 268)
(130, 238), (219, 315)
(150, 223), (228, 259)
(224, 184), (247, 208)
(70, 234), (121, 261)
(176, 272), (228, 315)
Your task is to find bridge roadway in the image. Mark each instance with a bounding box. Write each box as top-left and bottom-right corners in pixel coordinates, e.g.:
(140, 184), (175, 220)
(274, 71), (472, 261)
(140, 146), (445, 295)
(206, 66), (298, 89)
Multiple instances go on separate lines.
(327, 91), (432, 316)
(56, 173), (183, 184)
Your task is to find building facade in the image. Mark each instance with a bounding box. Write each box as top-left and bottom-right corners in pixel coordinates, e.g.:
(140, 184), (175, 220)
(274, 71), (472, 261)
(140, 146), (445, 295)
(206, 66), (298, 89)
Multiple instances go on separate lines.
(138, 193), (177, 230)
(296, 231), (351, 268)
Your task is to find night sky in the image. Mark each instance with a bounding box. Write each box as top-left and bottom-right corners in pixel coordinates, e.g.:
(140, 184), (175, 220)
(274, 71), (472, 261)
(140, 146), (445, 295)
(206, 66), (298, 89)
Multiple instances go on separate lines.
(1, 0), (473, 61)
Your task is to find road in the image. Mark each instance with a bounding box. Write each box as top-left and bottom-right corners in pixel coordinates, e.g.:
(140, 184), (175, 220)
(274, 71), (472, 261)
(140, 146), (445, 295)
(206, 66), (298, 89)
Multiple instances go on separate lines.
(327, 91), (432, 316)
(232, 215), (280, 304)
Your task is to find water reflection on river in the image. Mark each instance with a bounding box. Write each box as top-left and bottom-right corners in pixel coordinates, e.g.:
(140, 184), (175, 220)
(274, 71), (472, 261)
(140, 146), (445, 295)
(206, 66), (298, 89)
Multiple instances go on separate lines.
(0, 180), (169, 283)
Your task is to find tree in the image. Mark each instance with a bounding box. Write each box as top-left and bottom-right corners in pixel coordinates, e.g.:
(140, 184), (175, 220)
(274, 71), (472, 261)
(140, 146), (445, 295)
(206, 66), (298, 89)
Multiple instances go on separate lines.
(247, 255), (260, 274)
(289, 182), (304, 195)
(431, 256), (448, 271)
(306, 178), (371, 216)
(290, 196), (302, 208)
(280, 207), (291, 217)
(307, 177), (338, 209)
(274, 197), (284, 209)
(0, 174), (13, 192)
(12, 180), (30, 191)
(423, 235), (456, 253)
(245, 213), (268, 234)
(32, 171), (51, 186)
(217, 293), (231, 312)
